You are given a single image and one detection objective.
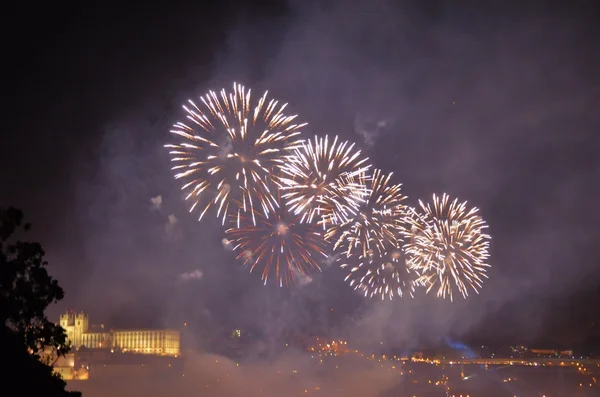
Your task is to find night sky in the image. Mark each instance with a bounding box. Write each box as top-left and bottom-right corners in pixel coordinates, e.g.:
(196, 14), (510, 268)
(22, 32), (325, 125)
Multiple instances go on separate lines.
(3, 1), (600, 350)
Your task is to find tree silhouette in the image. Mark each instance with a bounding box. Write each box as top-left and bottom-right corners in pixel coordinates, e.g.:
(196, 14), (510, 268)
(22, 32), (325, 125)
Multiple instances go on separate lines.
(1, 206), (81, 397)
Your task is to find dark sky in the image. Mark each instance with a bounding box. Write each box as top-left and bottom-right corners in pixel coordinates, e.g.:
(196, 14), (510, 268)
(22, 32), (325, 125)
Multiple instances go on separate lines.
(3, 1), (600, 350)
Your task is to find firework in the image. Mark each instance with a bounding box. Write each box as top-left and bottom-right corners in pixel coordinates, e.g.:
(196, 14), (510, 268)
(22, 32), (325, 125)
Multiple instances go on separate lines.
(330, 169), (414, 300)
(325, 169), (408, 257)
(165, 82), (306, 225)
(341, 244), (418, 300)
(276, 135), (371, 227)
(404, 193), (491, 301)
(224, 193), (329, 287)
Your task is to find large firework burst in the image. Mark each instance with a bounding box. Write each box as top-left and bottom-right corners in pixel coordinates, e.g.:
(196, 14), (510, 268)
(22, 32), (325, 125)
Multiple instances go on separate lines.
(341, 245), (418, 300)
(276, 135), (371, 227)
(330, 170), (414, 299)
(404, 193), (491, 301)
(224, 192), (329, 287)
(325, 169), (408, 257)
(165, 83), (306, 225)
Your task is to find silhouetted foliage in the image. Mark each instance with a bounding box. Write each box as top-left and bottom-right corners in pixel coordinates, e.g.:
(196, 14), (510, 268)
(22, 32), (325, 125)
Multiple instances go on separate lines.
(1, 325), (81, 396)
(1, 206), (81, 397)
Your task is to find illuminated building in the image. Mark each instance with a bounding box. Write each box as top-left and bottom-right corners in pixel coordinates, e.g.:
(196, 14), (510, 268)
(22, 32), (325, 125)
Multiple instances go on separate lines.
(60, 310), (180, 356)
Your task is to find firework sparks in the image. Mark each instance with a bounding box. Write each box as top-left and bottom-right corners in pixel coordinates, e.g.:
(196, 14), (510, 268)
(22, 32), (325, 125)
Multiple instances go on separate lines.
(341, 245), (418, 300)
(328, 169), (414, 300)
(276, 135), (371, 227)
(404, 193), (491, 301)
(224, 193), (329, 287)
(165, 82), (306, 225)
(325, 169), (408, 257)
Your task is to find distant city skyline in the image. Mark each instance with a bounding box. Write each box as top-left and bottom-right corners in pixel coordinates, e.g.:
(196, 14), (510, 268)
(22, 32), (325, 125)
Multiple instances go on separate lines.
(59, 310), (180, 356)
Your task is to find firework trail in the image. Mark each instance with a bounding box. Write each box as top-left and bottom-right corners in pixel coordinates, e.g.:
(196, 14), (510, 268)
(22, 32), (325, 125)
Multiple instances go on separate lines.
(324, 169), (414, 299)
(224, 190), (329, 287)
(325, 169), (408, 257)
(276, 135), (371, 227)
(341, 244), (418, 300)
(165, 82), (306, 225)
(404, 193), (491, 301)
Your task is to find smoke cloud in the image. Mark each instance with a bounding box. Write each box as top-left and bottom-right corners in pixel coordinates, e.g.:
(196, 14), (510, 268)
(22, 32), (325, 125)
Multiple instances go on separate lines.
(33, 4), (598, 394)
(178, 269), (203, 282)
(150, 195), (163, 210)
(70, 349), (400, 397)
